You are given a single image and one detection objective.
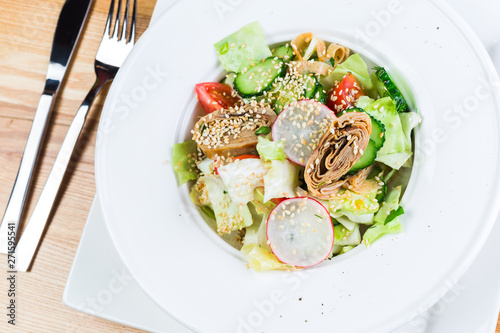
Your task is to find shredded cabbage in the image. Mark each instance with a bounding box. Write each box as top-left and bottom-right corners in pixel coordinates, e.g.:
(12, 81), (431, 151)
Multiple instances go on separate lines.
(218, 158), (267, 205)
(214, 22), (272, 73)
(202, 176), (253, 234)
(244, 188), (275, 249)
(241, 244), (295, 271)
(196, 158), (214, 175)
(172, 140), (199, 185)
(263, 160), (300, 203)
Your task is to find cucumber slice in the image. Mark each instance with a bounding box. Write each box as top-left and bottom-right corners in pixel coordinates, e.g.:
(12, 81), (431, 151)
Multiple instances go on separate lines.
(367, 165), (386, 202)
(369, 115), (386, 149)
(337, 107), (364, 116)
(339, 108), (386, 150)
(303, 75), (319, 99)
(313, 84), (326, 104)
(374, 67), (409, 112)
(272, 93), (295, 114)
(272, 44), (295, 62)
(376, 184), (387, 203)
(271, 74), (317, 113)
(220, 72), (237, 88)
(348, 140), (377, 174)
(234, 57), (286, 97)
(368, 165), (383, 179)
(271, 80), (296, 114)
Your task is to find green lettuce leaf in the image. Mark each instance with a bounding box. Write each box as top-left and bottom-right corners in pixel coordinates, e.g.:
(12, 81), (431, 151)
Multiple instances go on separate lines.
(329, 245), (343, 258)
(385, 206), (404, 225)
(328, 182), (380, 217)
(321, 54), (373, 93)
(363, 217), (403, 246)
(241, 244), (296, 271)
(201, 205), (216, 219)
(172, 140), (199, 185)
(331, 215), (357, 231)
(331, 211), (375, 226)
(340, 246), (355, 254)
(374, 186), (402, 224)
(252, 187), (276, 216)
(263, 160), (300, 203)
(361, 97), (413, 169)
(368, 72), (389, 99)
(189, 181), (206, 206)
(257, 136), (286, 161)
(363, 186), (404, 246)
(244, 188), (275, 249)
(399, 111), (422, 150)
(214, 22), (272, 73)
(334, 224), (361, 246)
(355, 96), (375, 110)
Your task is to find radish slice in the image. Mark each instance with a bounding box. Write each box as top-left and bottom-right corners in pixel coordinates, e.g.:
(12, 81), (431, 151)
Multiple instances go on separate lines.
(272, 100), (335, 166)
(267, 197), (334, 267)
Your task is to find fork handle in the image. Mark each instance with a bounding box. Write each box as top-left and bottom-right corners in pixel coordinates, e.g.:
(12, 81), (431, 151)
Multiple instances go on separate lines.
(0, 93), (55, 254)
(14, 74), (110, 272)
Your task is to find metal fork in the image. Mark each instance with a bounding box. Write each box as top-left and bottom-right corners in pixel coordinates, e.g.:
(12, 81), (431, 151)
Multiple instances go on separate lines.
(14, 0), (137, 272)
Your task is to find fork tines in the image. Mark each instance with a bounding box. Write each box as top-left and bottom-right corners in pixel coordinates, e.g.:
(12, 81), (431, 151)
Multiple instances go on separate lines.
(105, 0), (137, 43)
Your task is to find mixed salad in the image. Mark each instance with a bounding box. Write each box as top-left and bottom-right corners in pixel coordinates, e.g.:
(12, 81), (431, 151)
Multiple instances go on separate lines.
(173, 22), (422, 271)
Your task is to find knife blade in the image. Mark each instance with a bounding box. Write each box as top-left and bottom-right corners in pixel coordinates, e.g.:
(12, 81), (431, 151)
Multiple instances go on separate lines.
(0, 0), (93, 254)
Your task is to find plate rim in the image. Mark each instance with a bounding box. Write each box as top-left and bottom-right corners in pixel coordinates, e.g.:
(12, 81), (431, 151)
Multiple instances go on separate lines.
(95, 0), (500, 331)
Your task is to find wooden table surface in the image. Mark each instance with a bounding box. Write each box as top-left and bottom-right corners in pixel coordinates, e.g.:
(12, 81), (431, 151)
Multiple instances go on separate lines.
(0, 0), (153, 331)
(0, 1), (499, 332)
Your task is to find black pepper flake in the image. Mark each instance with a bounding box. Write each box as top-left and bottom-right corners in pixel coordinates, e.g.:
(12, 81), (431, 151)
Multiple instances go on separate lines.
(298, 297), (302, 301)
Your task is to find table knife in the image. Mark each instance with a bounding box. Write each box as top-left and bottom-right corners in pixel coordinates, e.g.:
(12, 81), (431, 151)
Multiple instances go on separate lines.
(0, 0), (93, 254)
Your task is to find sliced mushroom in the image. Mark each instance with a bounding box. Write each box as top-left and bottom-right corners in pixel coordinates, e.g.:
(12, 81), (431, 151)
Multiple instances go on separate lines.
(292, 60), (334, 77)
(316, 40), (327, 62)
(343, 165), (373, 192)
(304, 112), (372, 199)
(325, 43), (351, 67)
(291, 33), (326, 61)
(192, 103), (276, 159)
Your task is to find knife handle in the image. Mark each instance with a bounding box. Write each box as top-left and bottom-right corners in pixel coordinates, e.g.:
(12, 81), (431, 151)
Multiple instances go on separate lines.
(0, 93), (55, 254)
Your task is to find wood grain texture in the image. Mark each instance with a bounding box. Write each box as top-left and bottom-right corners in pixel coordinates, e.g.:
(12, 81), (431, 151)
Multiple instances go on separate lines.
(0, 0), (499, 332)
(0, 0), (154, 332)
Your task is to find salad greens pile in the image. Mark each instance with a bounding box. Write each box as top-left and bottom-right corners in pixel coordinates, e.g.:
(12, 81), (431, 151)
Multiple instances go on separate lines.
(172, 22), (422, 271)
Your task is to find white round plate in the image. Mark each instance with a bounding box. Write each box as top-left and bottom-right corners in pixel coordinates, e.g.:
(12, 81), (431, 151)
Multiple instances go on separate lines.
(95, 0), (500, 332)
